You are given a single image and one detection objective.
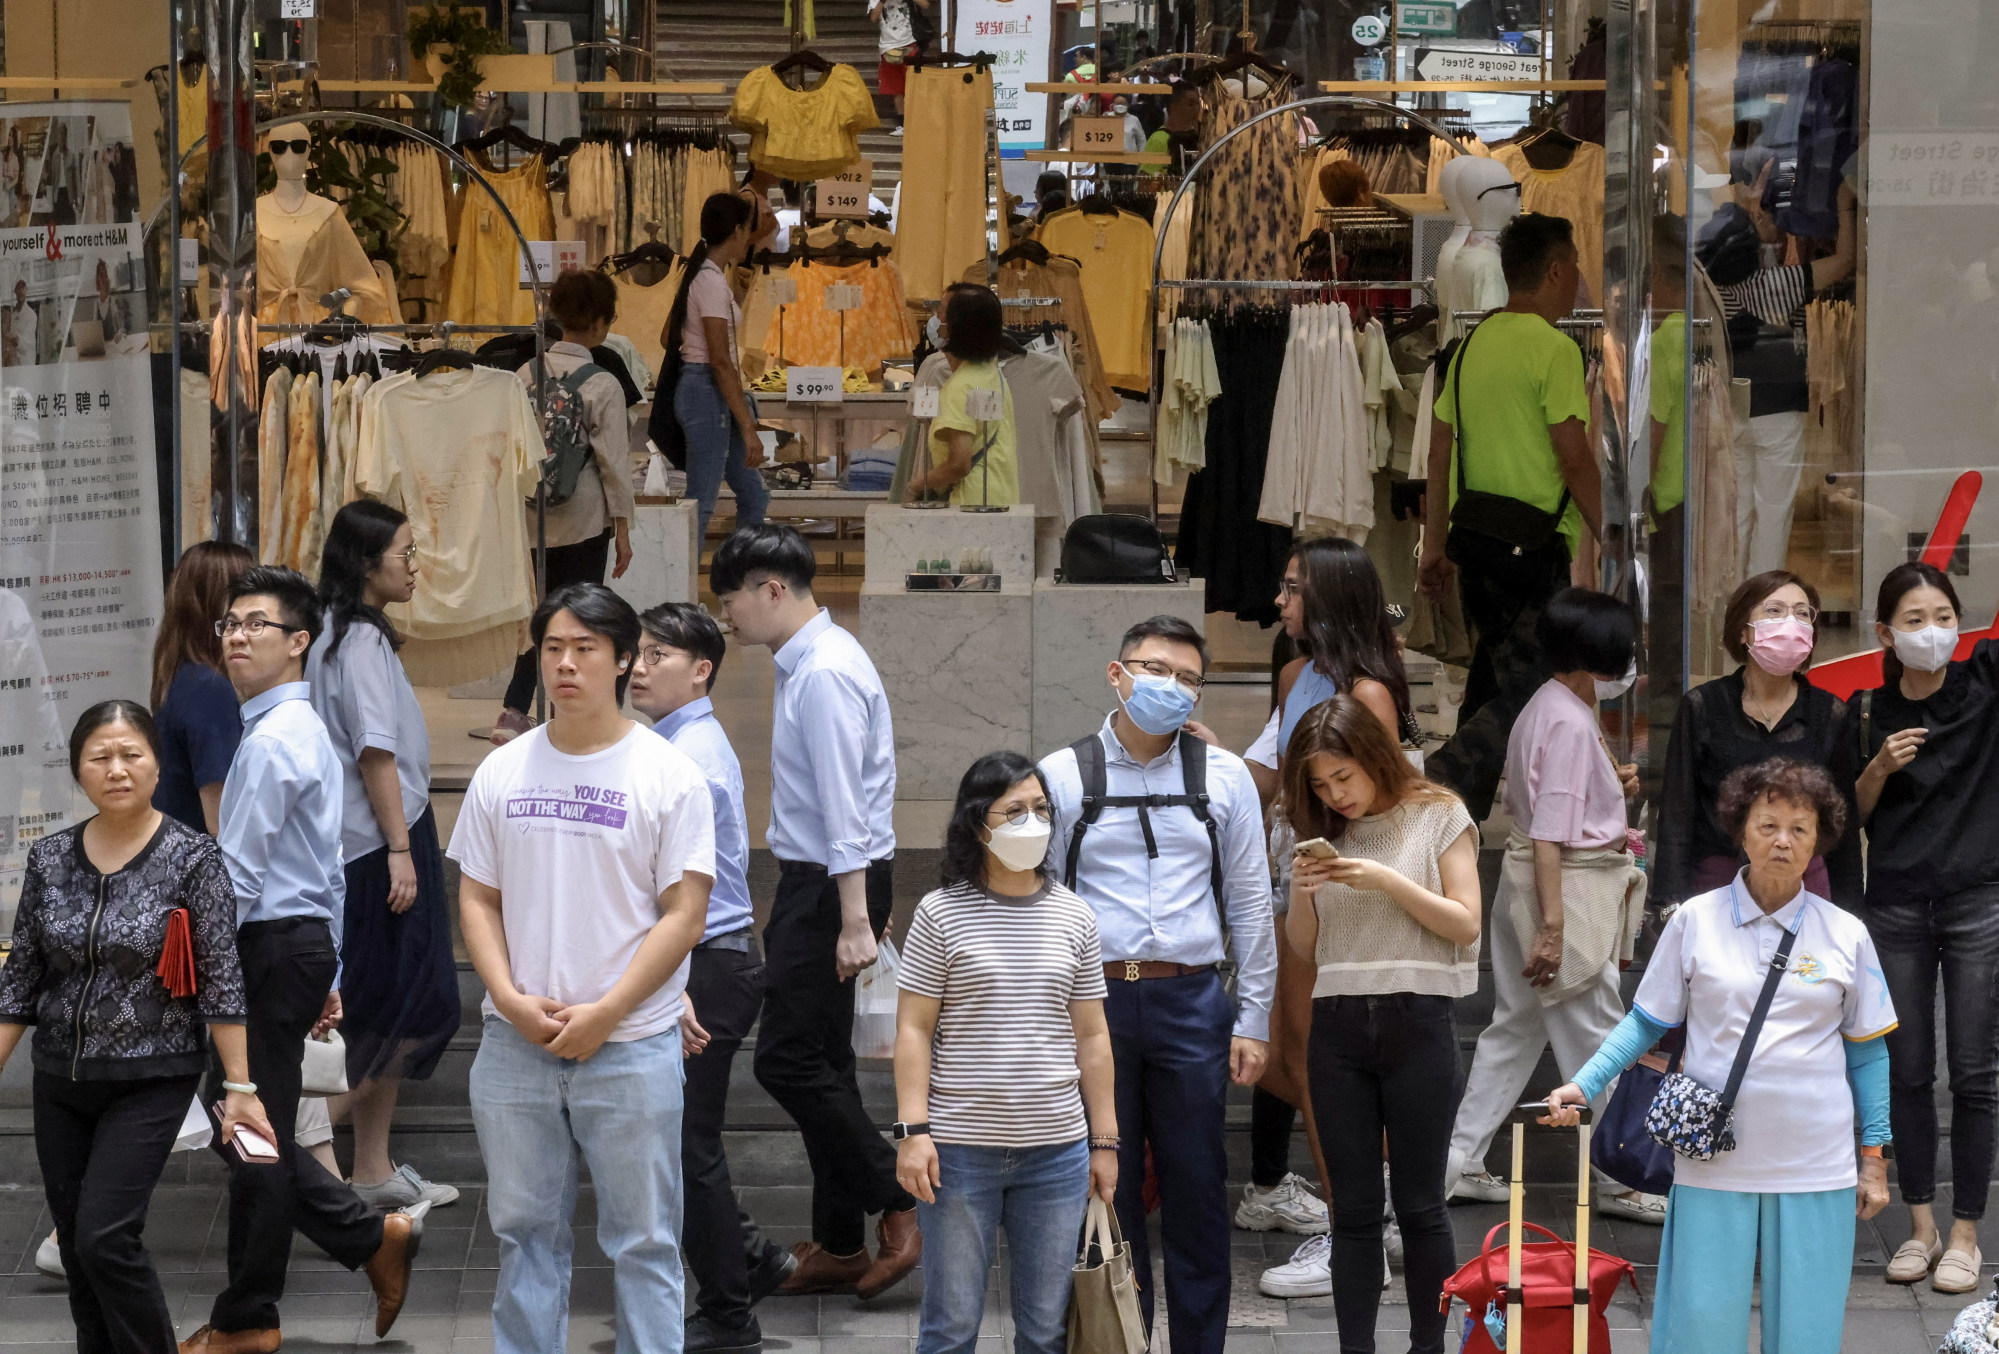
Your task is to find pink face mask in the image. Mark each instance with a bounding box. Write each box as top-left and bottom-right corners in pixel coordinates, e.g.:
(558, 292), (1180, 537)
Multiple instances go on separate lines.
(1748, 618), (1814, 675)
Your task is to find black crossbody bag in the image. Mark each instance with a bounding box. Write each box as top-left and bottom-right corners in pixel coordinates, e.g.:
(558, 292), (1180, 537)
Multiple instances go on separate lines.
(1446, 321), (1572, 554)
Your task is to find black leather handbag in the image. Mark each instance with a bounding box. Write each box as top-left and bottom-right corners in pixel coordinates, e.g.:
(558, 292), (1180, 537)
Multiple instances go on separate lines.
(1445, 323), (1572, 554)
(1057, 514), (1177, 584)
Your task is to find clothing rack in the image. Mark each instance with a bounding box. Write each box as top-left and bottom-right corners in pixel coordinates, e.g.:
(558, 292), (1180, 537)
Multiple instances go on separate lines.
(1159, 277), (1435, 291)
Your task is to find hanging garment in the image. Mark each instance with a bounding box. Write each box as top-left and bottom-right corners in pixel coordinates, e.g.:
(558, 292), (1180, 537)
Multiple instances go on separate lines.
(1003, 347), (1102, 527)
(680, 148), (738, 254)
(183, 368), (214, 546)
(1036, 207), (1156, 393)
(1779, 58), (1857, 240)
(258, 367), (292, 563)
(1154, 191), (1192, 323)
(1260, 302), (1372, 542)
(1492, 141), (1607, 306)
(1436, 231), (1508, 344)
(610, 263), (687, 388)
(979, 255), (1120, 429)
(1425, 133), (1491, 196)
(1155, 317), (1221, 484)
(1175, 308), (1295, 623)
(256, 196), (397, 327)
(897, 65), (994, 301)
(446, 153), (558, 327)
(760, 261), (916, 376)
(729, 65), (879, 181)
(278, 371), (322, 573)
(1357, 317), (1398, 469)
(326, 370), (372, 509)
(1188, 75), (1304, 285)
(385, 146), (454, 321)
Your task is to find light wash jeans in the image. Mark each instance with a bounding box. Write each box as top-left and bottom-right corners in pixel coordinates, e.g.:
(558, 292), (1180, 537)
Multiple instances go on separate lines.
(914, 1139), (1090, 1354)
(675, 363), (769, 544)
(469, 1017), (686, 1354)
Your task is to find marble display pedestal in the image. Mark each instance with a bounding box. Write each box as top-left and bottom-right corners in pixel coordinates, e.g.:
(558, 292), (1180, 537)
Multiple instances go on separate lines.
(860, 585), (1034, 799)
(1030, 578), (1207, 757)
(863, 504), (1037, 593)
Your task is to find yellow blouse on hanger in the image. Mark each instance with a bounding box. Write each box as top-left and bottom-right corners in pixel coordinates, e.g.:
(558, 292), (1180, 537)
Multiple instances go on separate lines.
(729, 65), (879, 181)
(760, 260), (915, 376)
(446, 153), (558, 327)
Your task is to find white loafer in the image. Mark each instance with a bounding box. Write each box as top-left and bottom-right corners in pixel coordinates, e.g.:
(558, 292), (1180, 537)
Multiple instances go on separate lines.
(1886, 1235), (1942, 1284)
(1935, 1245), (1984, 1295)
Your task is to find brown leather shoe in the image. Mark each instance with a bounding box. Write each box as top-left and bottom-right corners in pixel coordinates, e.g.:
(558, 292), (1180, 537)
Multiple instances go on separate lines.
(775, 1241), (870, 1295)
(363, 1211), (423, 1337)
(177, 1327), (282, 1354)
(855, 1208), (922, 1301)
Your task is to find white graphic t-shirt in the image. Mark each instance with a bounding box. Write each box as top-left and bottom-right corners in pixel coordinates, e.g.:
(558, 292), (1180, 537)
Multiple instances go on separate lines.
(449, 723), (718, 1041)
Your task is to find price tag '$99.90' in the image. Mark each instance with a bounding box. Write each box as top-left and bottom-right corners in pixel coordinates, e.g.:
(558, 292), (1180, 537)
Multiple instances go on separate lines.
(785, 365), (845, 404)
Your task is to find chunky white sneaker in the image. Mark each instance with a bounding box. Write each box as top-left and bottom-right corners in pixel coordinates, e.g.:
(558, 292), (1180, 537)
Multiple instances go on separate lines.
(1258, 1234), (1332, 1298)
(1449, 1170), (1512, 1204)
(34, 1231), (62, 1280)
(1235, 1173), (1330, 1234)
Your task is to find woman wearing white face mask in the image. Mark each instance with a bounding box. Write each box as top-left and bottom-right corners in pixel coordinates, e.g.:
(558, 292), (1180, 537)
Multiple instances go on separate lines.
(1858, 563), (1999, 1292)
(892, 751), (1119, 1354)
(1654, 569), (1863, 915)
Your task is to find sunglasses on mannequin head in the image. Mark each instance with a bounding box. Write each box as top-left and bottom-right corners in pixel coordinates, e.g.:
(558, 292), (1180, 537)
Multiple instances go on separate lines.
(268, 139), (311, 157)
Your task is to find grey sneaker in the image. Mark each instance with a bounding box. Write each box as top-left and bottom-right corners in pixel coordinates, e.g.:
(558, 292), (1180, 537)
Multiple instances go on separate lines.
(353, 1164), (460, 1211)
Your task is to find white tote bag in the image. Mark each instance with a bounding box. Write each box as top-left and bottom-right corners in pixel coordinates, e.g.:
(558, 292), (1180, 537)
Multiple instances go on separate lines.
(850, 936), (902, 1060)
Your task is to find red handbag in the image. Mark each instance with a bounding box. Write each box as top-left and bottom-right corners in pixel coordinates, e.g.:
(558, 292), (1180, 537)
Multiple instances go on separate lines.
(1440, 1221), (1636, 1354)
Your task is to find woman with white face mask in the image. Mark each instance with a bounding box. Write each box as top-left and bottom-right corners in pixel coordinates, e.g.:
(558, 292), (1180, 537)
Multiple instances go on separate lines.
(892, 751), (1119, 1354)
(1858, 562), (1999, 1292)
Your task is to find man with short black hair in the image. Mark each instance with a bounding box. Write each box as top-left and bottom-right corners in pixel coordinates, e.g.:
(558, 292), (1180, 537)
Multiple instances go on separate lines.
(711, 524), (921, 1300)
(1419, 211), (1604, 821)
(629, 601), (794, 1351)
(189, 566), (417, 1354)
(1038, 614), (1276, 1354)
(453, 582), (717, 1354)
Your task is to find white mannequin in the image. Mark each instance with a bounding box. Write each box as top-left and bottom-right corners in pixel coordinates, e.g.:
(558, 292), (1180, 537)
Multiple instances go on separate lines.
(1436, 158), (1518, 343)
(1433, 155), (1478, 288)
(256, 123), (391, 325)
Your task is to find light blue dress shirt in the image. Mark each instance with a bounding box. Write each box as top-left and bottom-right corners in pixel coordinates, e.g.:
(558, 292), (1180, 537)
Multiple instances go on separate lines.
(654, 696), (754, 941)
(217, 681), (347, 959)
(768, 608), (896, 873)
(306, 621), (431, 862)
(1038, 716), (1277, 1041)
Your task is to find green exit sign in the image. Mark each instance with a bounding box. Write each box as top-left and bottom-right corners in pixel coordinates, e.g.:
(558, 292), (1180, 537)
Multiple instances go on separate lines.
(1397, 1), (1456, 34)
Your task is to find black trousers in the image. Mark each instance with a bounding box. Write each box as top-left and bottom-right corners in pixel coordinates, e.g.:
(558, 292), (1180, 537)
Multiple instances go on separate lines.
(683, 937), (772, 1321)
(1249, 1087), (1298, 1188)
(1309, 994), (1461, 1354)
(753, 858), (913, 1254)
(1427, 529), (1571, 821)
(208, 919), (384, 1332)
(35, 1070), (201, 1354)
(503, 528), (612, 713)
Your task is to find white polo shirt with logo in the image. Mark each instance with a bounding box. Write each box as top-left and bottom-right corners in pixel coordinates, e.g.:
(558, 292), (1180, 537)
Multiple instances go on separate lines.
(1633, 874), (1896, 1193)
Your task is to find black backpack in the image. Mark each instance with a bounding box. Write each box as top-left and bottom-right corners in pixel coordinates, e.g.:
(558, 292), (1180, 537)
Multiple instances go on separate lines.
(1058, 514), (1176, 584)
(1061, 729), (1226, 926)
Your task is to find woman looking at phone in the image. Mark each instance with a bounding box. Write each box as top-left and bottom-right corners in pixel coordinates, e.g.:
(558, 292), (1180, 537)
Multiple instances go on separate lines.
(1282, 694), (1481, 1354)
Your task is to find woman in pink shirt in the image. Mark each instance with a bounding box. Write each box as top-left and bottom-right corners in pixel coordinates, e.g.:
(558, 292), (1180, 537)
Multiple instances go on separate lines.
(1441, 588), (1662, 1222)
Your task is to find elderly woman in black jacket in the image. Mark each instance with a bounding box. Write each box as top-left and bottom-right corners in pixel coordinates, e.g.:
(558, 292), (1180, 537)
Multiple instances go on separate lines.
(0, 701), (268, 1354)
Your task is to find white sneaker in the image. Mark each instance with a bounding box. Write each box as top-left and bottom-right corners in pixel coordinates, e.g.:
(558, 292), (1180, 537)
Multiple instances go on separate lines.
(1596, 1189), (1667, 1224)
(1449, 1170), (1512, 1204)
(34, 1232), (62, 1280)
(1235, 1173), (1330, 1234)
(1258, 1234), (1332, 1297)
(1383, 1210), (1403, 1262)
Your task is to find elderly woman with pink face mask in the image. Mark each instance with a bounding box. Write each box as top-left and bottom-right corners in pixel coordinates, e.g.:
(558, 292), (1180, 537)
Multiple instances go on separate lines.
(1653, 569), (1864, 913)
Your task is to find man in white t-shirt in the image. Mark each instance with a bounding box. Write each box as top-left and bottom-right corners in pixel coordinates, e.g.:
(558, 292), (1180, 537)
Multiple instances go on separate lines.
(452, 583), (717, 1354)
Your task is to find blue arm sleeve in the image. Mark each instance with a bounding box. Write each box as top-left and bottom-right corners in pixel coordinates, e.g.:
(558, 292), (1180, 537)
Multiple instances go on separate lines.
(1844, 1035), (1891, 1147)
(1574, 1009), (1673, 1103)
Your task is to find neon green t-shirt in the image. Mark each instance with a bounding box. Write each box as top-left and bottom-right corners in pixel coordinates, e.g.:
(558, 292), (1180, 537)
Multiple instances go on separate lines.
(929, 358), (1018, 508)
(1434, 311), (1591, 555)
(1648, 310), (1687, 516)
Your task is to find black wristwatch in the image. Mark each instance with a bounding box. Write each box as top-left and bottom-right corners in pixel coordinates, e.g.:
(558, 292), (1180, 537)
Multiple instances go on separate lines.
(892, 1121), (930, 1141)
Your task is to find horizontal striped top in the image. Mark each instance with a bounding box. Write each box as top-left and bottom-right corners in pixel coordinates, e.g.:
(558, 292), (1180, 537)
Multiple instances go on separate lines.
(1718, 263), (1811, 331)
(897, 877), (1108, 1146)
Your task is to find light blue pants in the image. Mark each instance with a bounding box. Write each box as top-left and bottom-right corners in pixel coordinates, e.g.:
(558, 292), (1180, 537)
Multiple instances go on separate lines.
(470, 1017), (687, 1354)
(914, 1139), (1091, 1354)
(1651, 1183), (1854, 1354)
(675, 363), (769, 544)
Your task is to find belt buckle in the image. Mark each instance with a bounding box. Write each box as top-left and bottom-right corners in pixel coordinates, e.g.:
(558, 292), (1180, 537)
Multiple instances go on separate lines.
(1124, 960), (1141, 982)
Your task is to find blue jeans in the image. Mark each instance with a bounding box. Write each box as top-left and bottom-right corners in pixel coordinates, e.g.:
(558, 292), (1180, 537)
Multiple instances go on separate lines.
(915, 1139), (1091, 1354)
(675, 363), (769, 543)
(469, 1017), (687, 1354)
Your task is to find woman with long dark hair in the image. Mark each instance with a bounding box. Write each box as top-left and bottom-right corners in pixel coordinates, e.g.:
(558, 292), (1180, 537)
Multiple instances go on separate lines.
(892, 750), (1117, 1354)
(663, 191), (769, 543)
(150, 540), (254, 834)
(307, 500), (460, 1212)
(1858, 562), (1999, 1292)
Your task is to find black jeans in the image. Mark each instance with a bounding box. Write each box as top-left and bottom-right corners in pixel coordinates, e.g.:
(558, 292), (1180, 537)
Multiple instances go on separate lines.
(35, 1070), (201, 1354)
(1869, 882), (1999, 1219)
(1308, 994), (1462, 1354)
(1250, 1088), (1297, 1189)
(753, 858), (912, 1254)
(503, 529), (612, 713)
(1428, 529), (1570, 821)
(684, 936), (773, 1322)
(208, 919), (385, 1332)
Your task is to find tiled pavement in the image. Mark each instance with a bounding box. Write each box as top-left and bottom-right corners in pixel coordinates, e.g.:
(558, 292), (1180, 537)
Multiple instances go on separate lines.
(0, 1170), (1986, 1354)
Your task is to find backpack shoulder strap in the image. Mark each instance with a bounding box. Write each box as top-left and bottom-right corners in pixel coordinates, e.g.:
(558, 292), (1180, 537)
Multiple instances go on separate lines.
(1063, 733), (1109, 891)
(556, 361), (605, 395)
(1178, 730), (1226, 921)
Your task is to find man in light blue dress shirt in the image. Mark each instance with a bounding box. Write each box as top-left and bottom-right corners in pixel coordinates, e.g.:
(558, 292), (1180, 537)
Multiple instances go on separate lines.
(1038, 615), (1277, 1354)
(630, 602), (795, 1354)
(711, 525), (921, 1302)
(189, 567), (417, 1354)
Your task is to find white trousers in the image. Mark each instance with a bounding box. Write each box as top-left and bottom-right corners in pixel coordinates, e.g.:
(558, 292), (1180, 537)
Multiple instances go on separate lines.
(1733, 410), (1808, 579)
(1447, 900), (1627, 1185)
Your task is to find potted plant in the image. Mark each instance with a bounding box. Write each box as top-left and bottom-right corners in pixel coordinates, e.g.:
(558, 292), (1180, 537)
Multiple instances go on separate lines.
(407, 1), (512, 108)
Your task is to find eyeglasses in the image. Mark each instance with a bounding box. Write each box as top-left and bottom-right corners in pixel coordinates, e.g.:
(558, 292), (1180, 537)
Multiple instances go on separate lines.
(638, 645), (679, 667)
(1122, 658), (1205, 692)
(215, 617), (304, 639)
(380, 546), (417, 564)
(1278, 578), (1302, 597)
(268, 139), (311, 157)
(1754, 602), (1818, 624)
(988, 805), (1054, 828)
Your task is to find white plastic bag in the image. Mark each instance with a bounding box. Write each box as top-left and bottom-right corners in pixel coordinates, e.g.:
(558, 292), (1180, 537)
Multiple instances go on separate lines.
(643, 442), (671, 497)
(171, 1095), (212, 1153)
(851, 935), (901, 1060)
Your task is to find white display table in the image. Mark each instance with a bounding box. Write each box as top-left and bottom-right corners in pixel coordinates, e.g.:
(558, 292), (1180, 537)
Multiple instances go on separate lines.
(1030, 577), (1208, 757)
(862, 503), (1038, 595)
(610, 499), (700, 612)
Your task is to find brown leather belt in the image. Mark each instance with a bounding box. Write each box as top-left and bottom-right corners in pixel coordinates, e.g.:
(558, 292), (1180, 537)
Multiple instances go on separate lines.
(1104, 961), (1216, 982)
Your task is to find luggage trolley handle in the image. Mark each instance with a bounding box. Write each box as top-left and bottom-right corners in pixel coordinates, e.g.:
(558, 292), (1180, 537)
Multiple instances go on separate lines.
(1505, 1105), (1594, 1354)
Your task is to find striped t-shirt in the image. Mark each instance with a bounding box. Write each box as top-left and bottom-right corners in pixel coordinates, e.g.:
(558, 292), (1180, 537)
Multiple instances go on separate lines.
(896, 877), (1108, 1146)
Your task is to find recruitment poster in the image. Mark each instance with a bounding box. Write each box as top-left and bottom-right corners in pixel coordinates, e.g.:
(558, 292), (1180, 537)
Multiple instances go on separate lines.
(0, 101), (162, 927)
(957, 0), (1053, 157)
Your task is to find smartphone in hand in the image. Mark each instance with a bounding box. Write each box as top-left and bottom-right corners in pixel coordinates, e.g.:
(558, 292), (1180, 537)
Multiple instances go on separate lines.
(1294, 837), (1340, 859)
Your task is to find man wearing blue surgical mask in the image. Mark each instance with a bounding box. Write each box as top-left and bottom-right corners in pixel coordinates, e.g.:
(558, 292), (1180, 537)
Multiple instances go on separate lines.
(1036, 615), (1276, 1354)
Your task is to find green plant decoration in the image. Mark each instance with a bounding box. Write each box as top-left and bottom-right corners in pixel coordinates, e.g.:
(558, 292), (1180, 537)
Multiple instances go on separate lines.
(256, 124), (409, 278)
(407, 0), (512, 109)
